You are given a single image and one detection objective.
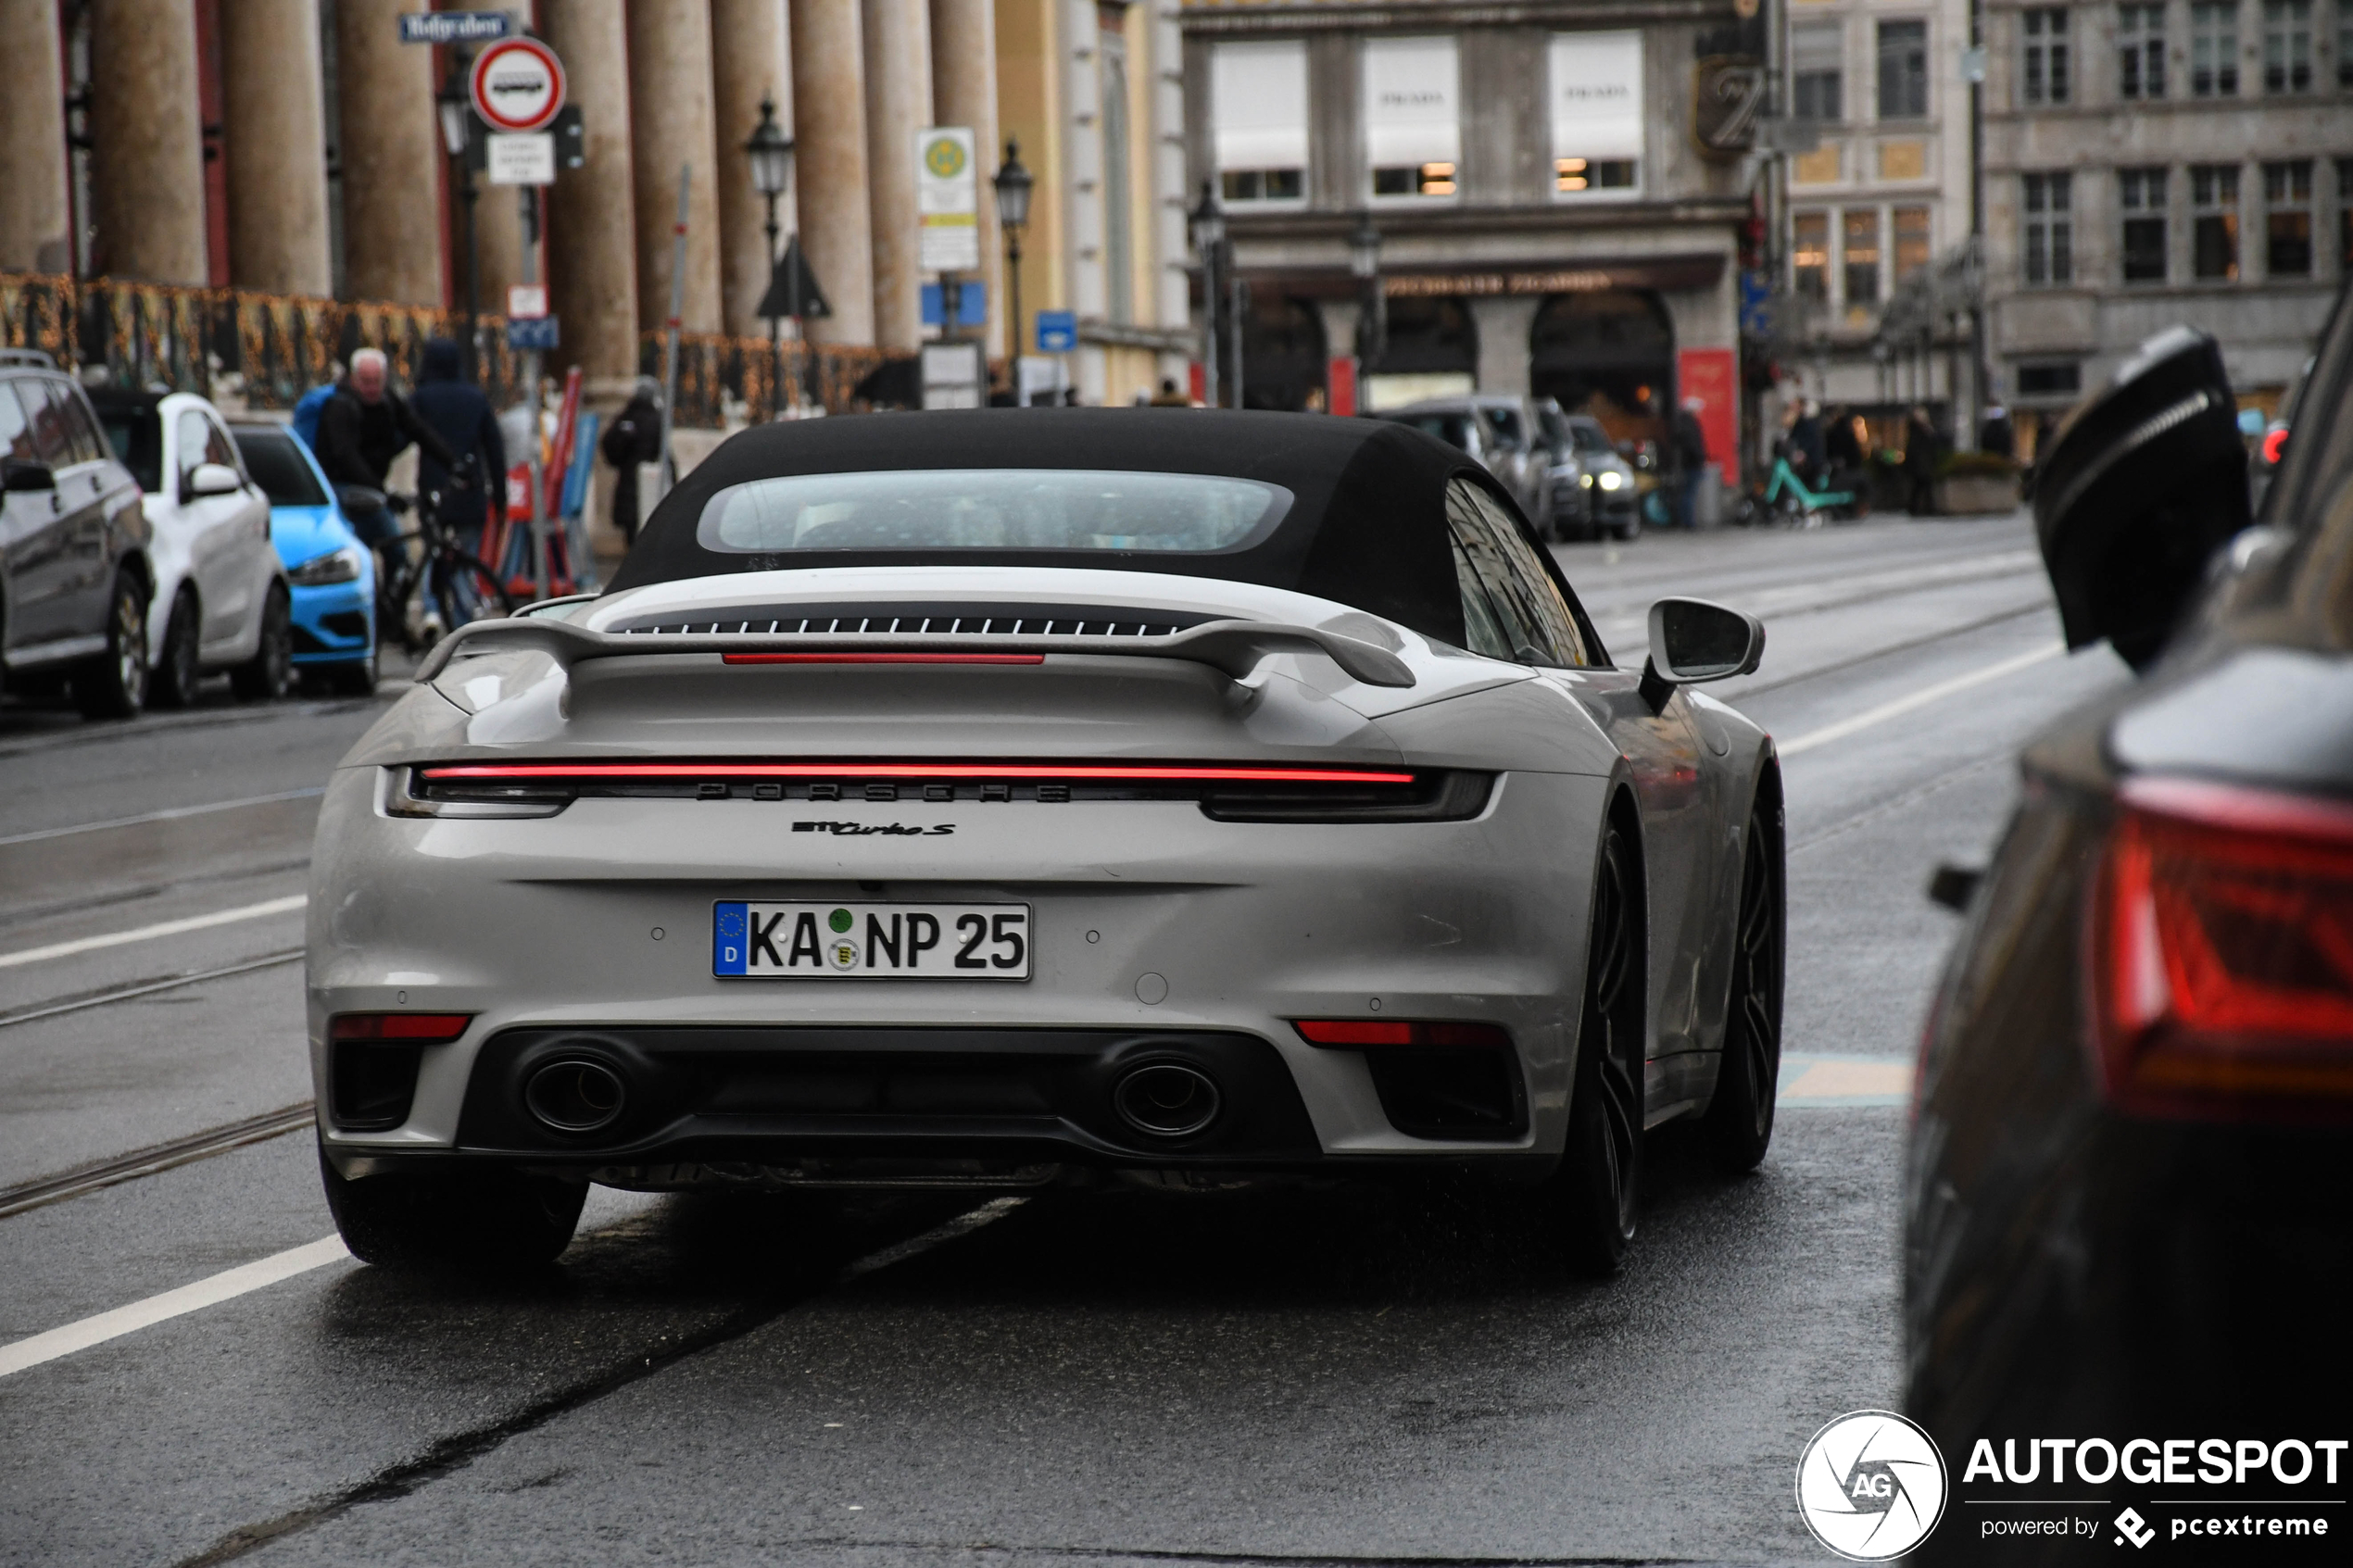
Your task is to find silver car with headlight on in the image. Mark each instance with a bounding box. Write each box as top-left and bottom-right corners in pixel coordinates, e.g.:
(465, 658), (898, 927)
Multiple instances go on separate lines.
(308, 410), (1784, 1274)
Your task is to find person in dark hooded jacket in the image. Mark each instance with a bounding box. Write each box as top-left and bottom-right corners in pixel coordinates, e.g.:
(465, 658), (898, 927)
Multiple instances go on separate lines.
(407, 336), (506, 549)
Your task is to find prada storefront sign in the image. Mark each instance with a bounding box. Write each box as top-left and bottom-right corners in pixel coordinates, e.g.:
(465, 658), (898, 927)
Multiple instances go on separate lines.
(1382, 255), (1725, 297)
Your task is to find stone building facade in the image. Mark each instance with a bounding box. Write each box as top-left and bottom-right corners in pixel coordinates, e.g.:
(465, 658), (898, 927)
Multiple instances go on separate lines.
(1983, 0), (2351, 426)
(1180, 0), (1755, 458)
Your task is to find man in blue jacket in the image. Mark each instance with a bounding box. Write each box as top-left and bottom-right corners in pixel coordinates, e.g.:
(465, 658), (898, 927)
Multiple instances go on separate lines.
(408, 336), (507, 554)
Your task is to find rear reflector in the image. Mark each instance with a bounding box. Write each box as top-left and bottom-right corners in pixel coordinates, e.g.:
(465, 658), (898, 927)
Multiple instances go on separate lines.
(722, 652), (1045, 666)
(1294, 1020), (1511, 1048)
(422, 761), (1420, 785)
(2091, 775), (2353, 1122)
(331, 1013), (473, 1044)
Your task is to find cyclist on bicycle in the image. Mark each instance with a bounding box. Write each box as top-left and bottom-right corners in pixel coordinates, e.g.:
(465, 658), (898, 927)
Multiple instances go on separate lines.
(314, 346), (467, 559)
(409, 336), (507, 558)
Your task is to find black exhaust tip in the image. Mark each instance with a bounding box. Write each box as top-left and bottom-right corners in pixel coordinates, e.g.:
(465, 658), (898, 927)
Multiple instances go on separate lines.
(523, 1057), (628, 1134)
(1113, 1061), (1222, 1139)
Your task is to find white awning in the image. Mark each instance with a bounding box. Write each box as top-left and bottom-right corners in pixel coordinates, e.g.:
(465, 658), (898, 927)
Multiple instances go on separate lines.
(1549, 31), (1644, 160)
(1363, 35), (1460, 169)
(1214, 41), (1309, 171)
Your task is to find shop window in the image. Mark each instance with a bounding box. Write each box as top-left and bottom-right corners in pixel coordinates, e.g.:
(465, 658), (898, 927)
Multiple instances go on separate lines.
(2192, 2), (2241, 95)
(1213, 41), (1310, 207)
(2120, 4), (2168, 97)
(1793, 21), (1844, 120)
(1794, 211), (1831, 300)
(2192, 163), (2241, 279)
(2022, 8), (2072, 105)
(2120, 169), (2169, 282)
(1365, 35), (1461, 201)
(2262, 0), (2313, 92)
(1550, 31), (1642, 198)
(2264, 159), (2313, 275)
(1894, 207), (1931, 281)
(1877, 20), (1929, 119)
(2023, 172), (2073, 285)
(1843, 209), (1882, 305)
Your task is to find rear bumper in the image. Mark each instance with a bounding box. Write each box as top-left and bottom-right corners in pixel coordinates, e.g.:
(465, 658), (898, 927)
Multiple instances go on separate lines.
(290, 580), (373, 664)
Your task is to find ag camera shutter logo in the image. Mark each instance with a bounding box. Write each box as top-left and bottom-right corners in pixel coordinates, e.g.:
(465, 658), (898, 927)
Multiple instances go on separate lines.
(1795, 1410), (1948, 1561)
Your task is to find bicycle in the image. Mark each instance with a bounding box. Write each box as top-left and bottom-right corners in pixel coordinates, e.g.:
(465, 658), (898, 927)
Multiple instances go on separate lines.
(366, 483), (514, 654)
(1756, 457), (1855, 529)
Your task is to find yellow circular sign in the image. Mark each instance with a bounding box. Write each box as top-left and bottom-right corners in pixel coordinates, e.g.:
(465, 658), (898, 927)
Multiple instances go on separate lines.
(924, 136), (968, 179)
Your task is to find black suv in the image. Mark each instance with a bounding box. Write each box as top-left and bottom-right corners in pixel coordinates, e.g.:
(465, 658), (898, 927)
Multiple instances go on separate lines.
(1, 351), (151, 717)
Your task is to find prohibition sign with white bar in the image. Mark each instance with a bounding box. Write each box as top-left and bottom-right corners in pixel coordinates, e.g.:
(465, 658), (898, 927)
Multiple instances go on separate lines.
(470, 36), (566, 134)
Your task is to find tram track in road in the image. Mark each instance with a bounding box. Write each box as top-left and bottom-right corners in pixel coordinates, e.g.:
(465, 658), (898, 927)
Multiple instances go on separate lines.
(0, 949), (303, 1032)
(0, 1100), (317, 1221)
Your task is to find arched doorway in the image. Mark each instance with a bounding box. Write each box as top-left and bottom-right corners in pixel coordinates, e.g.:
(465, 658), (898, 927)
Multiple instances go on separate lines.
(1529, 290), (1675, 445)
(1237, 295), (1327, 411)
(1364, 295), (1478, 410)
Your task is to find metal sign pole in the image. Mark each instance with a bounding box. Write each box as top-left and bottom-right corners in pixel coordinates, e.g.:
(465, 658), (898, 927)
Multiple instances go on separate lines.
(656, 165), (690, 504)
(522, 184), (548, 601)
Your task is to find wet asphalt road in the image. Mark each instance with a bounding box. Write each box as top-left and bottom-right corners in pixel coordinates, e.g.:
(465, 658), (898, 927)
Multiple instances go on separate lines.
(0, 512), (2131, 1567)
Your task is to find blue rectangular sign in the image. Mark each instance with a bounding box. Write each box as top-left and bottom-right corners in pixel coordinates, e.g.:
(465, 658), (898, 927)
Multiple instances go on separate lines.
(1034, 309), (1077, 353)
(920, 282), (988, 327)
(505, 316), (560, 351)
(398, 10), (513, 44)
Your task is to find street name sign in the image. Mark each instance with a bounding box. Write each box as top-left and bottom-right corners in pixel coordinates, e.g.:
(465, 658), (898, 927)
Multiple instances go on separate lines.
(506, 317), (560, 351)
(916, 127), (982, 272)
(471, 37), (566, 135)
(398, 10), (511, 45)
(487, 132), (557, 185)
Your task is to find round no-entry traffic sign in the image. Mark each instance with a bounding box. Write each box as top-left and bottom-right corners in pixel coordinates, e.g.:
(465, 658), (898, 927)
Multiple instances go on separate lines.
(471, 38), (565, 134)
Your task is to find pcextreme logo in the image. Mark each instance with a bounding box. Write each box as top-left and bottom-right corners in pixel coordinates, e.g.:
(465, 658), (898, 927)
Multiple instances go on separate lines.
(1796, 1410), (1949, 1561)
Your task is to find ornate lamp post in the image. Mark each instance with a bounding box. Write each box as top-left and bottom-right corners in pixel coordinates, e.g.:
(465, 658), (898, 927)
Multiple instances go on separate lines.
(1347, 210), (1384, 373)
(1188, 181), (1226, 407)
(434, 55), (481, 383)
(744, 94), (796, 417)
(992, 141), (1033, 389)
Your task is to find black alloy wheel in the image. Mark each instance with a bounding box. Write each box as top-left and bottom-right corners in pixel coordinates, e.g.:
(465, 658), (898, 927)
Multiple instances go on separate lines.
(230, 583), (294, 701)
(148, 588), (202, 709)
(1702, 802), (1785, 1173)
(1554, 821), (1645, 1273)
(72, 571), (148, 720)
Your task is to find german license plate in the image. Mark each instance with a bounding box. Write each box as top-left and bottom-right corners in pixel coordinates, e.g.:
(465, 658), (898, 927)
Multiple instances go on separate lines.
(712, 901), (1030, 979)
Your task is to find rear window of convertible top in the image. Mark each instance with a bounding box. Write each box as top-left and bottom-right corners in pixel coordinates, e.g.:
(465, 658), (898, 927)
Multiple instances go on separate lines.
(694, 468), (1293, 557)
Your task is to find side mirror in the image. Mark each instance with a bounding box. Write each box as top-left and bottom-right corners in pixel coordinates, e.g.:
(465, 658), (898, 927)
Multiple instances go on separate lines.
(185, 461), (243, 499)
(2, 458), (56, 493)
(2033, 326), (2249, 671)
(1640, 596), (1764, 709)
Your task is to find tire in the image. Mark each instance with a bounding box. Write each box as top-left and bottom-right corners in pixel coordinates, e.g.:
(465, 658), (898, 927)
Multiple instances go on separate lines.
(148, 588), (201, 709)
(1702, 799), (1785, 1173)
(72, 570), (148, 720)
(326, 646), (379, 696)
(1549, 821), (1646, 1274)
(230, 583), (293, 701)
(320, 1144), (586, 1271)
(428, 550), (514, 633)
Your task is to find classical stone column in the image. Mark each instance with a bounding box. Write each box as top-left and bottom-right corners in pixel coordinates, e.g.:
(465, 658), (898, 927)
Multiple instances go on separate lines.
(0, 0), (73, 274)
(930, 0), (1002, 358)
(542, 0), (639, 390)
(862, 0), (931, 352)
(711, 0), (794, 339)
(626, 0), (724, 338)
(334, 0), (443, 305)
(219, 0), (332, 295)
(87, 0), (208, 283)
(790, 0), (875, 345)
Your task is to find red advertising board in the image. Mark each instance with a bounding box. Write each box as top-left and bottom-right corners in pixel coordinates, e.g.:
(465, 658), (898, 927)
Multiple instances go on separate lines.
(1327, 358), (1357, 418)
(1676, 347), (1738, 470)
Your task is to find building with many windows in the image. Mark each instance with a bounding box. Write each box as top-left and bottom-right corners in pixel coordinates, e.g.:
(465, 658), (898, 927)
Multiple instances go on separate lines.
(1985, 0), (2351, 434)
(1179, 0), (1758, 462)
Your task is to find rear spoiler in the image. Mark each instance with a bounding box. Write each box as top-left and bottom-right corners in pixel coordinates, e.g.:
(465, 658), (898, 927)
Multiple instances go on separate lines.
(414, 613), (1417, 689)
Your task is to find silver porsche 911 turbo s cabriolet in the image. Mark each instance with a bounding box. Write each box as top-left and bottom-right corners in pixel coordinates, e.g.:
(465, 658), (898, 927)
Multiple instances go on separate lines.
(307, 410), (1784, 1274)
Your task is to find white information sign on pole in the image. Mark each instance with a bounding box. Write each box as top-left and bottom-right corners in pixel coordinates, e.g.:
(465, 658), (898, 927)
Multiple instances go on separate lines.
(507, 283), (548, 320)
(916, 127), (982, 273)
(486, 132), (557, 185)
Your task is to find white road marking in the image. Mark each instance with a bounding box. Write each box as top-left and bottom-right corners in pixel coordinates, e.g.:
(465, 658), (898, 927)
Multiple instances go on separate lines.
(0, 1196), (1028, 1381)
(0, 895), (308, 970)
(0, 1236), (350, 1379)
(1777, 642), (2066, 758)
(0, 786), (326, 847)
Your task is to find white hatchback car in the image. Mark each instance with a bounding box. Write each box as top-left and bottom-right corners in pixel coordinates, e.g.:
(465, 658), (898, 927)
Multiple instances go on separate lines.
(90, 389), (292, 705)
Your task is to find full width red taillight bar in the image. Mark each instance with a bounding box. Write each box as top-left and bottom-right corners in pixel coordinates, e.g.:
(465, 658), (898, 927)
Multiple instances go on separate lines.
(420, 762), (1421, 785)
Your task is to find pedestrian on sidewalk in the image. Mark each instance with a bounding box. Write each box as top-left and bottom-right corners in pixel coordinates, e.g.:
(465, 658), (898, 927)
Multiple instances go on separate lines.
(409, 337), (507, 559)
(1903, 406), (1942, 515)
(600, 378), (664, 546)
(1671, 398), (1710, 529)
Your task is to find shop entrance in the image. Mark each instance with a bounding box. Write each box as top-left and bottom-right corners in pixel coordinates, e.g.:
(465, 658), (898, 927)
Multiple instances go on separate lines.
(1529, 290), (1676, 446)
(1363, 295), (1478, 410)
(1236, 295), (1327, 411)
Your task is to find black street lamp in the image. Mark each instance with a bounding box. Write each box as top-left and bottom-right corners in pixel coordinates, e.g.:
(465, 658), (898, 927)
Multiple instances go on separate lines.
(1347, 209), (1384, 371)
(744, 93), (795, 416)
(1189, 181), (1225, 407)
(992, 140), (1033, 387)
(434, 53), (481, 384)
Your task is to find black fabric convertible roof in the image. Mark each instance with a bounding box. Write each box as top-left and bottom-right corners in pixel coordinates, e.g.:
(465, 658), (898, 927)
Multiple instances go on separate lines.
(603, 408), (1486, 644)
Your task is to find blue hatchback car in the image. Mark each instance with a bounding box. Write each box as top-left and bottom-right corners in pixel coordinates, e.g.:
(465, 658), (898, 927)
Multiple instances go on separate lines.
(230, 422), (378, 693)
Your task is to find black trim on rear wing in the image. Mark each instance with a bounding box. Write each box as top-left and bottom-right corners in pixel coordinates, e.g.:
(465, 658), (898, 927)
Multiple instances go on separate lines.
(413, 614), (1418, 688)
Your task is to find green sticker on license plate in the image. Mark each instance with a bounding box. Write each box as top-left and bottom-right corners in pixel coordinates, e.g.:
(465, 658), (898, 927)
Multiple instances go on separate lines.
(713, 902), (1030, 978)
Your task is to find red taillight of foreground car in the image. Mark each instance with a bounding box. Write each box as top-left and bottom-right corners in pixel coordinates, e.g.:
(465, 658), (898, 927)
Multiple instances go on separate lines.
(2090, 776), (2353, 1122)
(1293, 1019), (1512, 1048)
(721, 652), (1046, 665)
(330, 1013), (474, 1044)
